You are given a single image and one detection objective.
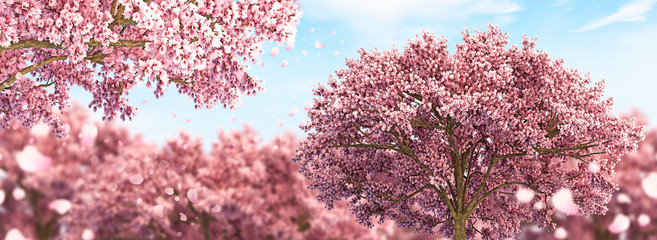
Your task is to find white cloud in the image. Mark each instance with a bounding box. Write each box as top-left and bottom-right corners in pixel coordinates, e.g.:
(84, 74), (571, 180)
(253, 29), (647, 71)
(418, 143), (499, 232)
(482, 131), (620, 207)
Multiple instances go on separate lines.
(551, 0), (573, 7)
(576, 0), (657, 31)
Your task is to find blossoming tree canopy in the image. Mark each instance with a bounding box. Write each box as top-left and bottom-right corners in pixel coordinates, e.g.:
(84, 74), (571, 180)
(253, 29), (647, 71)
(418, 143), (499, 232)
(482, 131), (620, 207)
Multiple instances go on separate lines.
(0, 0), (300, 138)
(293, 25), (645, 240)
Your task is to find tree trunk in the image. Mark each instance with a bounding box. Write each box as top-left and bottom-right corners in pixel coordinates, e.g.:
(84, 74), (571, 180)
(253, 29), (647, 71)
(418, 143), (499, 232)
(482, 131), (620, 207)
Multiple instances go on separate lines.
(454, 215), (467, 240)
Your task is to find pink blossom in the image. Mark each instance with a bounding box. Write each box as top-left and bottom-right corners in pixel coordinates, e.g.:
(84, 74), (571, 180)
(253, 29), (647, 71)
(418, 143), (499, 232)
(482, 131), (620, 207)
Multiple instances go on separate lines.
(314, 40), (325, 48)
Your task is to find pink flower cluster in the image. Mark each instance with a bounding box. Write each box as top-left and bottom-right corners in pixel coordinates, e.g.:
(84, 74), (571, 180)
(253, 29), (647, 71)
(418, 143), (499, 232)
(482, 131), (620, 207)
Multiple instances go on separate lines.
(0, 0), (300, 137)
(518, 110), (657, 240)
(294, 25), (644, 239)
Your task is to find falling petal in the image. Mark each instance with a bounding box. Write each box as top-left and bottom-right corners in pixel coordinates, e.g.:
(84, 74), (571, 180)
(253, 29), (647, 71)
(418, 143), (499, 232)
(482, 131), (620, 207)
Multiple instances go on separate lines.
(129, 174), (144, 185)
(281, 60), (288, 67)
(5, 229), (29, 240)
(638, 214), (651, 226)
(333, 51), (339, 55)
(302, 50), (307, 55)
(552, 188), (579, 215)
(285, 41), (295, 50)
(180, 212), (187, 221)
(270, 47), (279, 57)
(82, 229), (95, 240)
(211, 205), (222, 212)
(308, 27), (315, 33)
(172, 113), (177, 118)
(314, 40), (325, 48)
(154, 205), (164, 218)
(48, 199), (72, 214)
(253, 135), (264, 143)
(340, 40), (344, 44)
(165, 187), (174, 195)
(276, 120), (283, 127)
(553, 227), (567, 239)
(516, 188), (534, 203)
(608, 214), (630, 233)
(16, 146), (52, 173)
(642, 172), (657, 198)
(142, 100), (147, 104)
(258, 60), (264, 67)
(289, 107), (298, 117)
(107, 183), (118, 192)
(186, 119), (191, 123)
(187, 188), (198, 203)
(13, 187), (25, 201)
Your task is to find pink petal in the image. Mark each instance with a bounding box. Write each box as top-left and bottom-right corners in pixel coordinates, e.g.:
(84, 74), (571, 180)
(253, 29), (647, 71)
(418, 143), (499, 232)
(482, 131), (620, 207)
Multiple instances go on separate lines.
(289, 107), (298, 117)
(142, 100), (147, 104)
(253, 135), (264, 143)
(180, 212), (187, 221)
(340, 40), (344, 45)
(285, 41), (295, 50)
(304, 101), (313, 111)
(552, 188), (579, 215)
(165, 187), (174, 195)
(82, 229), (95, 240)
(48, 199), (72, 214)
(608, 214), (630, 233)
(211, 205), (222, 213)
(129, 174), (144, 185)
(154, 205), (164, 218)
(172, 113), (177, 118)
(314, 40), (325, 48)
(258, 60), (264, 67)
(187, 188), (198, 203)
(16, 146), (52, 173)
(276, 120), (283, 127)
(270, 47), (279, 57)
(281, 60), (288, 67)
(186, 119), (191, 123)
(308, 27), (315, 33)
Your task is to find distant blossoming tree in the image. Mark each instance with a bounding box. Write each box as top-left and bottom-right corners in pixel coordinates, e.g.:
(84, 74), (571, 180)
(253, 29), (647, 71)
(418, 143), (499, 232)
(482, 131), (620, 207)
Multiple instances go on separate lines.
(293, 25), (644, 240)
(1, 104), (426, 240)
(518, 110), (657, 240)
(0, 0), (300, 138)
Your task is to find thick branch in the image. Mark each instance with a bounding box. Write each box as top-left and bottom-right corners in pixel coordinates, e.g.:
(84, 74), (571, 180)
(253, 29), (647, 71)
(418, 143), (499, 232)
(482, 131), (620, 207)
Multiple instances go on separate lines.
(0, 55), (67, 91)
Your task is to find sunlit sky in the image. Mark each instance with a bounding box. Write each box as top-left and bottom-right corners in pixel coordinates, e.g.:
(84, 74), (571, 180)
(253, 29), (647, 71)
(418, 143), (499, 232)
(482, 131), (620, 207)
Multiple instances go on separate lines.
(71, 0), (657, 149)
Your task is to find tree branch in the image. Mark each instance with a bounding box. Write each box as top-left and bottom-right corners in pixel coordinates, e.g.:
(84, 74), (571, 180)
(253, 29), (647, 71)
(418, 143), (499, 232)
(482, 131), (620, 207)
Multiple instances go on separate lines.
(0, 55), (67, 91)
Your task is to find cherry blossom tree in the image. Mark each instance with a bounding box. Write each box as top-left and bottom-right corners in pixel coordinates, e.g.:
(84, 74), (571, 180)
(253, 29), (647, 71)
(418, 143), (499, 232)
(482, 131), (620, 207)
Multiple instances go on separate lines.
(0, 0), (300, 138)
(517, 110), (657, 240)
(0, 103), (123, 239)
(1, 104), (429, 240)
(293, 25), (644, 240)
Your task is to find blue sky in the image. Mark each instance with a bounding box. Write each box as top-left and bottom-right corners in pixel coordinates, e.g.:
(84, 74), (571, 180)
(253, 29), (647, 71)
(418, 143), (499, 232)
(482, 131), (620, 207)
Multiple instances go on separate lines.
(71, 0), (657, 149)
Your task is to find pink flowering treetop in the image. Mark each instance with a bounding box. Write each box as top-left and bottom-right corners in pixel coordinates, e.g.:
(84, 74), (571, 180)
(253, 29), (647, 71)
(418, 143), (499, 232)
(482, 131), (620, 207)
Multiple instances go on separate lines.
(293, 25), (645, 240)
(0, 103), (122, 240)
(518, 111), (657, 240)
(58, 125), (419, 240)
(0, 0), (300, 138)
